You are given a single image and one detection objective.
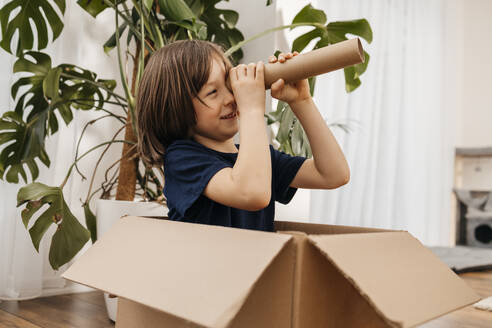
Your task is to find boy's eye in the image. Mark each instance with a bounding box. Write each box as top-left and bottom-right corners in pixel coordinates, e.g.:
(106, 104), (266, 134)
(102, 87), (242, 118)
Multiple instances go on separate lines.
(207, 89), (217, 96)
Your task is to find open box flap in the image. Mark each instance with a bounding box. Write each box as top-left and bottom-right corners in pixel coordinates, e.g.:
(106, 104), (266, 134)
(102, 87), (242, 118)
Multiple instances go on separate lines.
(275, 220), (391, 235)
(309, 232), (480, 328)
(62, 216), (292, 328)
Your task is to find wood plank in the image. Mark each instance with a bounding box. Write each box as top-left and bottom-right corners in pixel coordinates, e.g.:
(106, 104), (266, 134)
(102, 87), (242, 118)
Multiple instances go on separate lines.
(68, 291), (107, 309)
(0, 309), (41, 328)
(0, 293), (114, 328)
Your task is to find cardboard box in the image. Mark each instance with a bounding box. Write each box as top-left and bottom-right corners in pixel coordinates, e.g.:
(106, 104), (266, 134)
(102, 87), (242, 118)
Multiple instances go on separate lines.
(62, 216), (480, 327)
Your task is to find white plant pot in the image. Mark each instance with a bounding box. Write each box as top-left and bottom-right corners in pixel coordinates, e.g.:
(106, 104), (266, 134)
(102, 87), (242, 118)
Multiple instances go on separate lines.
(95, 198), (168, 322)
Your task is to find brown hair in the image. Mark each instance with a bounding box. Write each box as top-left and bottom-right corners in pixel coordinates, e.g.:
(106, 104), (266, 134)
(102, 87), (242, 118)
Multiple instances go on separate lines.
(136, 40), (232, 166)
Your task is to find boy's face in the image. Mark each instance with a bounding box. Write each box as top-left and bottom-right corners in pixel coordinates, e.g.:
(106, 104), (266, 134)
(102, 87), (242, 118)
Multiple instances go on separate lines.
(192, 57), (238, 145)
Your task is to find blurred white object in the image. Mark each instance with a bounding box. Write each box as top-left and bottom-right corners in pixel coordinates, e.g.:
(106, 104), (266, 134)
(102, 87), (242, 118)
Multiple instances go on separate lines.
(473, 296), (492, 311)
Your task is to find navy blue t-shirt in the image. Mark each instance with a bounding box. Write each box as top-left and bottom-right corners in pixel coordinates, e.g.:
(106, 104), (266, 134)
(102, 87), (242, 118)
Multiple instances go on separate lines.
(163, 139), (306, 231)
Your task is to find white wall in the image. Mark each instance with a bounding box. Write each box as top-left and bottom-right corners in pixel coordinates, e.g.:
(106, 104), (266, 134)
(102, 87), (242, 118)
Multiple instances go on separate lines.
(276, 0), (492, 224)
(452, 0), (492, 191)
(218, 1), (276, 65)
(457, 0), (492, 148)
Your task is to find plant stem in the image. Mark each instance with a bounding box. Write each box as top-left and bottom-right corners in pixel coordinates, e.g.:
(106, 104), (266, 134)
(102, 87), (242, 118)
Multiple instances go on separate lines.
(224, 22), (326, 58)
(115, 6), (136, 123)
(134, 0), (146, 94)
(87, 186), (103, 203)
(84, 125), (126, 203)
(101, 167), (120, 199)
(131, 0), (163, 49)
(71, 100), (127, 123)
(115, 3), (140, 202)
(60, 140), (133, 190)
(101, 0), (154, 54)
(72, 97), (129, 108)
(73, 114), (115, 180)
(104, 144), (137, 185)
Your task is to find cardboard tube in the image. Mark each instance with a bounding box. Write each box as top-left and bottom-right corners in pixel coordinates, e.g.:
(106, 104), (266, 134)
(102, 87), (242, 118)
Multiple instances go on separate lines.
(264, 38), (365, 89)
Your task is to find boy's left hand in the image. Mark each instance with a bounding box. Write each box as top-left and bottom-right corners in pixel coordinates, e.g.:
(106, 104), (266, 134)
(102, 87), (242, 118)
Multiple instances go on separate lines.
(268, 51), (311, 106)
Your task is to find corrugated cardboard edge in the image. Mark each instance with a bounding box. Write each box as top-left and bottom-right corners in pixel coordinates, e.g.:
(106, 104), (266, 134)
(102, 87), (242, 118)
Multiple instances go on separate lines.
(277, 230), (308, 327)
(391, 236), (481, 327)
(307, 233), (481, 328)
(116, 297), (209, 328)
(306, 236), (403, 328)
(62, 233), (294, 328)
(215, 237), (295, 328)
(62, 217), (294, 328)
(63, 256), (288, 328)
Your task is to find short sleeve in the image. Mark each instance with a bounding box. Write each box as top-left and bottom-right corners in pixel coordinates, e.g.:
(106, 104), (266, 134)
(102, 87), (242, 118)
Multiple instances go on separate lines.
(271, 146), (307, 204)
(164, 142), (231, 217)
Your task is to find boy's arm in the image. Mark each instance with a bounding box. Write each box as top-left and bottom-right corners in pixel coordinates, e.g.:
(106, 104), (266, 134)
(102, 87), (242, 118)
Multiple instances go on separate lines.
(268, 52), (349, 189)
(289, 98), (350, 189)
(203, 62), (272, 211)
(203, 109), (271, 211)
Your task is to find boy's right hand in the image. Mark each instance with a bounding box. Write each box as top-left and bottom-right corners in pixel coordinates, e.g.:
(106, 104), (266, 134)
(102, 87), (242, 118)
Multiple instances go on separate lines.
(229, 62), (266, 115)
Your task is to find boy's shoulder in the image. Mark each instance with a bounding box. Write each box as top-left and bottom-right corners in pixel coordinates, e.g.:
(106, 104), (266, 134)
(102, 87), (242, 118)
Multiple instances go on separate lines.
(165, 139), (236, 163)
(164, 139), (206, 162)
(166, 139), (212, 155)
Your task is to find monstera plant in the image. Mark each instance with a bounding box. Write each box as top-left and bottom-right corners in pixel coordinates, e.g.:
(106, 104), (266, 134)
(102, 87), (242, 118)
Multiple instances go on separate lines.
(0, 0), (372, 270)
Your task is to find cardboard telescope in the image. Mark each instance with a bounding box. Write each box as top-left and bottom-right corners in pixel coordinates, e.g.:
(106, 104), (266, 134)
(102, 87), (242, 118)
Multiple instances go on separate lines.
(264, 38), (365, 89)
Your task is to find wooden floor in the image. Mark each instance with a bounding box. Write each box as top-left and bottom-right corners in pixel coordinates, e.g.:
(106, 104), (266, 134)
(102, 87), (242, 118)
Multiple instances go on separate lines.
(0, 270), (491, 327)
(0, 291), (113, 328)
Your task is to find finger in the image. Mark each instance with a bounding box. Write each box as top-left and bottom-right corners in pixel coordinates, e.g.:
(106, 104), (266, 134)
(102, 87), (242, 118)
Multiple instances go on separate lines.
(271, 78), (284, 92)
(237, 64), (247, 78)
(268, 55), (277, 63)
(255, 61), (264, 82)
(286, 52), (293, 59)
(293, 51), (299, 56)
(247, 62), (256, 79)
(229, 67), (238, 83)
(278, 53), (286, 63)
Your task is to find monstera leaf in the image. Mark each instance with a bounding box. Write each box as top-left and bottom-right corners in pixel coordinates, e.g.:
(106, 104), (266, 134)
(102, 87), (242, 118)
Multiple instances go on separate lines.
(103, 21), (130, 54)
(100, 0), (243, 62)
(0, 51), (116, 183)
(154, 0), (207, 43)
(76, 0), (123, 18)
(268, 3), (375, 158)
(103, 6), (145, 54)
(83, 202), (97, 243)
(58, 64), (117, 111)
(0, 111), (50, 183)
(159, 0), (195, 21)
(78, 0), (139, 53)
(17, 182), (91, 270)
(291, 3), (327, 26)
(266, 100), (312, 158)
(198, 1), (244, 64)
(291, 4), (373, 92)
(0, 0), (65, 55)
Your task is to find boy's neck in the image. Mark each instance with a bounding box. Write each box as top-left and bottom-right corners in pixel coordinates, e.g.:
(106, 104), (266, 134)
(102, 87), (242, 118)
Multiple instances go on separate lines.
(193, 135), (238, 153)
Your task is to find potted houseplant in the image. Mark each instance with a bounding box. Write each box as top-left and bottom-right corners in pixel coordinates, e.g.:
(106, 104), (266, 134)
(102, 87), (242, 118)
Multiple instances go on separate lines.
(0, 0), (371, 278)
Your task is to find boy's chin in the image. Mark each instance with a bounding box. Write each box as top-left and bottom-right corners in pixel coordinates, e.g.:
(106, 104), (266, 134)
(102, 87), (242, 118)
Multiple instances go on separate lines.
(224, 130), (238, 140)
